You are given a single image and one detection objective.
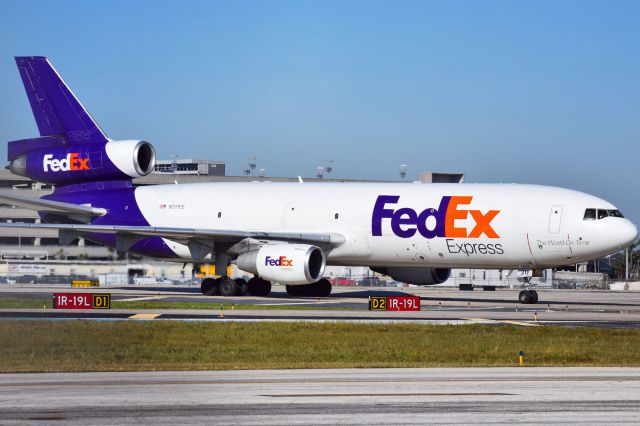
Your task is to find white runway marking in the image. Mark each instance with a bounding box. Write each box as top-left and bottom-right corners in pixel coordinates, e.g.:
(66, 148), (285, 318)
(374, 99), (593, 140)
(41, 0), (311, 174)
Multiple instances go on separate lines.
(258, 301), (337, 306)
(116, 296), (168, 302)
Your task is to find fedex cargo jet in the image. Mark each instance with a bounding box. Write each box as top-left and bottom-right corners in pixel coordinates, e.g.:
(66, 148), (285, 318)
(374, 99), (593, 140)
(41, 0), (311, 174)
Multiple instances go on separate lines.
(1, 57), (637, 304)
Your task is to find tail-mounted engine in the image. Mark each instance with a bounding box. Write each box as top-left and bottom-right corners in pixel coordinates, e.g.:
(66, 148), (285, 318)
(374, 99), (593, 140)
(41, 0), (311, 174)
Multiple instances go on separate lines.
(8, 139), (156, 184)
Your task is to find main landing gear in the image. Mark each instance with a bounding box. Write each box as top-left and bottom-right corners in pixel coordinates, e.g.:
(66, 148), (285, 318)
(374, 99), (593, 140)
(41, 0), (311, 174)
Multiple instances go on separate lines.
(518, 289), (538, 304)
(200, 276), (271, 297)
(285, 278), (332, 297)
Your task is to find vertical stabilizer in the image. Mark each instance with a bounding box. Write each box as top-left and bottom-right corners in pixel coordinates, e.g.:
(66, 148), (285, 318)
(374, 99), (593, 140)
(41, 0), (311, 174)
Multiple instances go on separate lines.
(15, 56), (107, 145)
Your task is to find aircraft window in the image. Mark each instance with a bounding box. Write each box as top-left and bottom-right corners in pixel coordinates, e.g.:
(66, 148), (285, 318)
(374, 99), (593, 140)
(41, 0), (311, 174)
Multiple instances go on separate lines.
(583, 209), (596, 220)
(597, 209), (608, 220)
(608, 209), (624, 218)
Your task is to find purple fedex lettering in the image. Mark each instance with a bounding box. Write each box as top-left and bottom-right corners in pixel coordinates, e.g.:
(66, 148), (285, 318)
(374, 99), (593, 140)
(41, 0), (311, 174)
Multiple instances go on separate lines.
(265, 256), (293, 267)
(372, 195), (400, 236)
(372, 195), (451, 239)
(417, 197), (451, 239)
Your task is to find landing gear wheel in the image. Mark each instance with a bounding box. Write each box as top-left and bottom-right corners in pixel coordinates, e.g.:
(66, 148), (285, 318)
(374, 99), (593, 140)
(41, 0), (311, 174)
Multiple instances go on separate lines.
(519, 290), (532, 304)
(286, 279), (332, 297)
(530, 290), (538, 304)
(248, 277), (271, 297)
(286, 285), (301, 297)
(218, 277), (240, 297)
(315, 278), (332, 297)
(201, 277), (218, 296)
(236, 278), (249, 296)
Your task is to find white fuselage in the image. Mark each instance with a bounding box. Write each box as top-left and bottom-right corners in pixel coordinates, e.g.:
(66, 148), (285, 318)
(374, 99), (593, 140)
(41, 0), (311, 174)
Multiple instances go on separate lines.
(132, 182), (638, 269)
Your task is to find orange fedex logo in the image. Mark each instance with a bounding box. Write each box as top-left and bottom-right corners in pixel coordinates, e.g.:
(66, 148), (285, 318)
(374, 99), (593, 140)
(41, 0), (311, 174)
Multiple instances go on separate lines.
(43, 153), (90, 172)
(371, 195), (500, 239)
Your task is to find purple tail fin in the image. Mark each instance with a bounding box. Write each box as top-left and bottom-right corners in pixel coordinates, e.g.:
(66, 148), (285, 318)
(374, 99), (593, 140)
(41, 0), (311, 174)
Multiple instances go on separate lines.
(15, 56), (108, 145)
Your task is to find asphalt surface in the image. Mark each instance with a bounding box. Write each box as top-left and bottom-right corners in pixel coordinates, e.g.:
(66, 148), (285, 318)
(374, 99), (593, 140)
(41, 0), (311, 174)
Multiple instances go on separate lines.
(1, 368), (639, 425)
(3, 285), (640, 327)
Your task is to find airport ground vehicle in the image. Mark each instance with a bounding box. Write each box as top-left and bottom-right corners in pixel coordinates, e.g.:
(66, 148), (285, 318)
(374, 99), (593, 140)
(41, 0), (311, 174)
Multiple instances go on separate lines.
(330, 277), (357, 286)
(357, 277), (384, 287)
(1, 57), (637, 303)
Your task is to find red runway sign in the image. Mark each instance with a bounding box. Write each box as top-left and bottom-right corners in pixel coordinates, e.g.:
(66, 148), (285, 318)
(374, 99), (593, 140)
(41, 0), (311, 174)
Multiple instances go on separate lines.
(369, 295), (421, 311)
(53, 293), (111, 309)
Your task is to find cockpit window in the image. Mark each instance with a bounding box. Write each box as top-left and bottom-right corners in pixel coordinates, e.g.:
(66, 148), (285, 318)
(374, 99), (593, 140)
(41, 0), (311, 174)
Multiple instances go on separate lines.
(585, 208), (624, 220)
(583, 209), (596, 220)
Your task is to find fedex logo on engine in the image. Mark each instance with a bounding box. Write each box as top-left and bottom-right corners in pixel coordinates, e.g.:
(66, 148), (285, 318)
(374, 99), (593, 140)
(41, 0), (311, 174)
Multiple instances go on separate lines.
(43, 153), (90, 172)
(372, 195), (500, 239)
(265, 256), (293, 267)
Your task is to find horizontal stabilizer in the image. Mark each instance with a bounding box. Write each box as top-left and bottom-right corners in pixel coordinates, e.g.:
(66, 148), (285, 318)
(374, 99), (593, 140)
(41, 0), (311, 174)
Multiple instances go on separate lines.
(7, 136), (66, 161)
(0, 191), (106, 217)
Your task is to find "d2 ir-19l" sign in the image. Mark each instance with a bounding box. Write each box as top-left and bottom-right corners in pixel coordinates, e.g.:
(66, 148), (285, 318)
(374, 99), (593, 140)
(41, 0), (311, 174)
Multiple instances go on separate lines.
(53, 293), (111, 309)
(369, 295), (420, 311)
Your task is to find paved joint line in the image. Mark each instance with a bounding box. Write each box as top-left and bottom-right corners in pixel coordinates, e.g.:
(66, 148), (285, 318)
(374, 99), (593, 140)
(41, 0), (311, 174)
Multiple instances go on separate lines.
(128, 313), (161, 319)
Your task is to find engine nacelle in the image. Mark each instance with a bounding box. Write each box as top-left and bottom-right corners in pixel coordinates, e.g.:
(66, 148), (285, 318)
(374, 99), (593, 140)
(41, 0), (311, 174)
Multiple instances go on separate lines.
(236, 244), (326, 285)
(371, 267), (451, 286)
(8, 139), (156, 184)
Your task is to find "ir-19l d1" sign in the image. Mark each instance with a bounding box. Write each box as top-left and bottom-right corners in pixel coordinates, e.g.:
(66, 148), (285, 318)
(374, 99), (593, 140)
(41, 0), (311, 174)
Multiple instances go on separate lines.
(53, 293), (111, 309)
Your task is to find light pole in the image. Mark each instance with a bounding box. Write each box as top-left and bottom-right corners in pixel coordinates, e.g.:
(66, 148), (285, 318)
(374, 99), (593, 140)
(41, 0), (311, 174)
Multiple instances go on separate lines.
(626, 248), (629, 281)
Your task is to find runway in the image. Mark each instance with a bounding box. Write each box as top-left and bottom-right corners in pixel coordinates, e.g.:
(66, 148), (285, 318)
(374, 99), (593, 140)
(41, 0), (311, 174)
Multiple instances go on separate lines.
(3, 285), (640, 327)
(1, 368), (639, 424)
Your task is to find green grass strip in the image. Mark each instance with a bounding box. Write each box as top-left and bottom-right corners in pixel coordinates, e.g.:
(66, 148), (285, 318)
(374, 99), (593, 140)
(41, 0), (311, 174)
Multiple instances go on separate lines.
(0, 298), (350, 311)
(1, 321), (639, 372)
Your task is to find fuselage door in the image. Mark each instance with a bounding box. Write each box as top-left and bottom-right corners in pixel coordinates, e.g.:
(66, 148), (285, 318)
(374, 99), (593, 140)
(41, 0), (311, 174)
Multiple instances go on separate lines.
(548, 205), (563, 234)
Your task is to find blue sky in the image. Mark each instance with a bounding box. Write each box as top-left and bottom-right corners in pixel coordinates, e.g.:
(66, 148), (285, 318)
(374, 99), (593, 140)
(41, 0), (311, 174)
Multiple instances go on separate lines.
(0, 0), (638, 224)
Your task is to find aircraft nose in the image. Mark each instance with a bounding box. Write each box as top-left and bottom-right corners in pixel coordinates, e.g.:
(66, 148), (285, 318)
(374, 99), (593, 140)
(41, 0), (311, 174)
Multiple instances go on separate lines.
(619, 219), (639, 247)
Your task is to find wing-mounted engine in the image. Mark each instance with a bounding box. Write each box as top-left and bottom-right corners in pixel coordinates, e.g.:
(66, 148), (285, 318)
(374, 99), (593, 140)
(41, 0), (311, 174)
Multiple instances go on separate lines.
(236, 244), (326, 285)
(8, 139), (156, 184)
(371, 266), (451, 285)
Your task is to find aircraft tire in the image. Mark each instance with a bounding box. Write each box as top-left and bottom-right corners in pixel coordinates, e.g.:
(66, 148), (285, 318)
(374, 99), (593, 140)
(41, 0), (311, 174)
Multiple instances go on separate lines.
(519, 290), (532, 304)
(248, 277), (271, 297)
(201, 277), (217, 295)
(287, 280), (332, 297)
(315, 279), (332, 297)
(236, 278), (249, 296)
(219, 277), (240, 297)
(286, 285), (301, 297)
(530, 290), (538, 304)
(257, 279), (272, 296)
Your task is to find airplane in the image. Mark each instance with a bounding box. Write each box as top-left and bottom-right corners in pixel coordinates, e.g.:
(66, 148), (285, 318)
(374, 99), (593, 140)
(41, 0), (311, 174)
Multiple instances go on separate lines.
(0, 56), (637, 304)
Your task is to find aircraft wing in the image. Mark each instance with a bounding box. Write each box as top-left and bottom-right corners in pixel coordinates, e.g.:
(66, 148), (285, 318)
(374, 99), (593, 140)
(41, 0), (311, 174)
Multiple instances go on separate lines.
(0, 191), (106, 217)
(0, 222), (346, 256)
